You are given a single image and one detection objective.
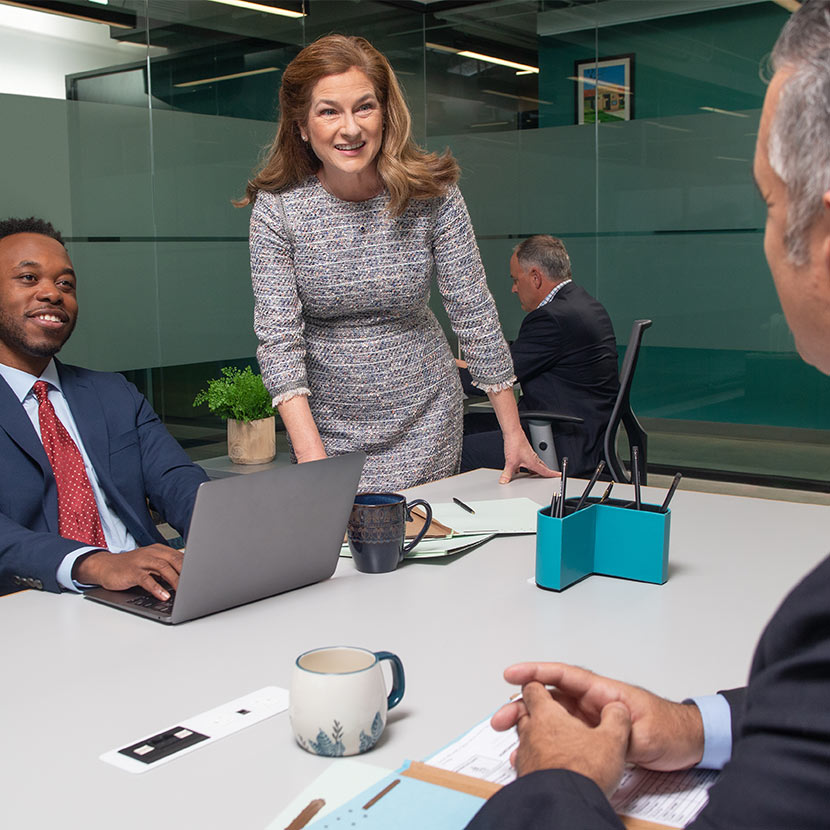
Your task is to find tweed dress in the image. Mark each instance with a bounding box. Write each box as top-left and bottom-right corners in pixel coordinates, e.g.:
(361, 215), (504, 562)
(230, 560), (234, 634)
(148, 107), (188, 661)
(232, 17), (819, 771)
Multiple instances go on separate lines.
(250, 176), (515, 491)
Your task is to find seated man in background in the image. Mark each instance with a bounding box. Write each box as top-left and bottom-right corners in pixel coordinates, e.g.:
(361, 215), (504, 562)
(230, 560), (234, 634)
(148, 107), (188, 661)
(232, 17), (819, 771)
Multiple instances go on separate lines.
(467, 2), (830, 828)
(459, 235), (618, 478)
(0, 217), (209, 598)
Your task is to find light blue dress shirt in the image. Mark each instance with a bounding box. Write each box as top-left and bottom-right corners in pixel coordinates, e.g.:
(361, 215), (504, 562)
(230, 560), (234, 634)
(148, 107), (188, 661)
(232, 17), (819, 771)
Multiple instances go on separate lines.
(0, 359), (138, 591)
(690, 693), (733, 769)
(535, 278), (572, 310)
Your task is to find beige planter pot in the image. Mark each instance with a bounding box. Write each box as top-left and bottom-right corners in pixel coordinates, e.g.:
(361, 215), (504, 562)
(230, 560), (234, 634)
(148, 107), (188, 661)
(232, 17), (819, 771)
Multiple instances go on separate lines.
(227, 416), (276, 465)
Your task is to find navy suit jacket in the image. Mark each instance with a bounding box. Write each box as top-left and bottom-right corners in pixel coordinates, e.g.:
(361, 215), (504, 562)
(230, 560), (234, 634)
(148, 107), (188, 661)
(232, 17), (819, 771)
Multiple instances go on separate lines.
(466, 553), (830, 829)
(462, 283), (619, 477)
(0, 361), (209, 594)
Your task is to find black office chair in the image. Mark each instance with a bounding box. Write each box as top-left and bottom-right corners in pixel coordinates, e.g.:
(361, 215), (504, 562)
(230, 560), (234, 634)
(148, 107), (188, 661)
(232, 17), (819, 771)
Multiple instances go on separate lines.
(518, 319), (652, 484)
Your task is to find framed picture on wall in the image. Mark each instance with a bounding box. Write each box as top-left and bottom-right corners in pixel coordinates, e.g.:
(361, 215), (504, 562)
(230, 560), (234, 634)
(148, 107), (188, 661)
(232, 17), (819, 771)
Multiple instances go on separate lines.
(574, 54), (634, 125)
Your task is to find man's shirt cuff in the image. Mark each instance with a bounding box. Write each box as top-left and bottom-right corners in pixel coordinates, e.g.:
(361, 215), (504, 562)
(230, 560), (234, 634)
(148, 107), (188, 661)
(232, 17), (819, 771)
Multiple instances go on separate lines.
(57, 547), (101, 592)
(689, 693), (732, 769)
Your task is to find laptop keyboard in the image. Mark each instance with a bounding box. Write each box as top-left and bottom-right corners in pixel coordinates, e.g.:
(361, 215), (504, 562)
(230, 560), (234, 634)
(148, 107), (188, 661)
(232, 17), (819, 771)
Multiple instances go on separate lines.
(126, 580), (176, 615)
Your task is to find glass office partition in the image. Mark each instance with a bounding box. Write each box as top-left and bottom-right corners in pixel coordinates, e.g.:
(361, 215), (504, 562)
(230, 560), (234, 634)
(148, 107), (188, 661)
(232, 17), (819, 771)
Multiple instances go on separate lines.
(422, 0), (826, 485)
(0, 0), (825, 483)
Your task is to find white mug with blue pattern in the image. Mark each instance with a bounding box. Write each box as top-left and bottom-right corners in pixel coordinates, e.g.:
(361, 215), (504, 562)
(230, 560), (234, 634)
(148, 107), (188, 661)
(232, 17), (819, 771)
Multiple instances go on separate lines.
(290, 646), (405, 756)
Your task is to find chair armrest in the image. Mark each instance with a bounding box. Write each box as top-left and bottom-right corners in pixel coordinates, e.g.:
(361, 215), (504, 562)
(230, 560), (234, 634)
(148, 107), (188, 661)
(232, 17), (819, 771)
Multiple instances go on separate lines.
(519, 410), (584, 426)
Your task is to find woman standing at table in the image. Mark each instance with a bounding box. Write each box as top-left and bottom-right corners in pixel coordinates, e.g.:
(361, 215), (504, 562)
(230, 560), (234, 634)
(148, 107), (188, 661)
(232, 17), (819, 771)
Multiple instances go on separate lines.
(239, 34), (553, 491)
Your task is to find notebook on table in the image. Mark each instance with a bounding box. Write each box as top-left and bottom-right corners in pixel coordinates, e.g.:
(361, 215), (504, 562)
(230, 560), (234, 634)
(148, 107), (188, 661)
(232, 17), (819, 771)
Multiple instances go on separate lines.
(84, 452), (365, 624)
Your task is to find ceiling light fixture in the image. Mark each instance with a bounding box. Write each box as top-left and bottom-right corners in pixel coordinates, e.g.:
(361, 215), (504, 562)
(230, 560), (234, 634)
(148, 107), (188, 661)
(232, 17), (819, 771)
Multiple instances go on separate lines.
(457, 50), (538, 75)
(175, 66), (279, 88)
(0, 0), (133, 28)
(700, 106), (749, 118)
(205, 0), (305, 17)
(425, 42), (538, 76)
(567, 76), (630, 94)
(425, 42), (461, 54)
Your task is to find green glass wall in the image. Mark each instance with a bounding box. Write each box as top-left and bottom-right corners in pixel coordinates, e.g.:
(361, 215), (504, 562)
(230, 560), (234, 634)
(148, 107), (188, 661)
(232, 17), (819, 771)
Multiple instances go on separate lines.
(0, 0), (826, 482)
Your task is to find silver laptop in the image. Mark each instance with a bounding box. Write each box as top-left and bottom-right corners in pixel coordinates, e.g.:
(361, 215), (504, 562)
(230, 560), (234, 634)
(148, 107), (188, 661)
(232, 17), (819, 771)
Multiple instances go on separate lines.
(84, 452), (365, 624)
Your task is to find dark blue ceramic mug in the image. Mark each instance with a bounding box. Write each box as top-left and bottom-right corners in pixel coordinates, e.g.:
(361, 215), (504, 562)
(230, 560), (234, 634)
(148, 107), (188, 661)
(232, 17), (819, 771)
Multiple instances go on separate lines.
(347, 493), (433, 573)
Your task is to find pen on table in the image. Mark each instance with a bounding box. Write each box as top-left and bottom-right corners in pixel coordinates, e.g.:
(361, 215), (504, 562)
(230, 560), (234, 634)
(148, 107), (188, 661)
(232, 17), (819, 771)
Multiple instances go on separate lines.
(598, 482), (614, 504)
(452, 497), (475, 515)
(660, 472), (682, 513)
(558, 457), (569, 518)
(632, 446), (642, 510)
(575, 460), (605, 512)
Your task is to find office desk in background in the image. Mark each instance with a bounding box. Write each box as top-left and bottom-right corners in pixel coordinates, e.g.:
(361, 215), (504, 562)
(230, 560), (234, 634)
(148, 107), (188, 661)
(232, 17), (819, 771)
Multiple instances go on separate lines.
(2, 469), (828, 830)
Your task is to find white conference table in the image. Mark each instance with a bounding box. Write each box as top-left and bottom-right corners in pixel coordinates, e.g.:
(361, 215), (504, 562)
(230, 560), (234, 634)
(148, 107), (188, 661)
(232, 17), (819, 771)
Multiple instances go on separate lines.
(2, 469), (829, 830)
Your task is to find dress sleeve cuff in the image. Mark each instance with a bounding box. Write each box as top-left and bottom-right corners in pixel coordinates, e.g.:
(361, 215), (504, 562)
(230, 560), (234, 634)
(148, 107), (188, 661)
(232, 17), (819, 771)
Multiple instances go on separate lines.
(470, 376), (516, 394)
(57, 546), (101, 592)
(271, 387), (311, 407)
(687, 694), (733, 769)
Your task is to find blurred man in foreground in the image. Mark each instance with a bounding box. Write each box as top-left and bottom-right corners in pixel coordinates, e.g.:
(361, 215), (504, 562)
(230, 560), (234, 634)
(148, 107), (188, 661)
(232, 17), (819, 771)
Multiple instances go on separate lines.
(468, 2), (830, 827)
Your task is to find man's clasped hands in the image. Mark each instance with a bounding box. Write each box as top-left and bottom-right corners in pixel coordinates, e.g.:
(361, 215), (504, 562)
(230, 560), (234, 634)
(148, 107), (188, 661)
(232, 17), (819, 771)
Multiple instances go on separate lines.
(494, 662), (706, 796)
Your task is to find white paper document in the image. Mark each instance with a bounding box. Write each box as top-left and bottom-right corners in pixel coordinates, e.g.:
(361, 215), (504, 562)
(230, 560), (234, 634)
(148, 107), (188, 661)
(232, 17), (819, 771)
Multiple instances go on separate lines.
(427, 718), (519, 786)
(609, 766), (718, 828)
(429, 498), (542, 535)
(428, 715), (717, 828)
(405, 533), (496, 558)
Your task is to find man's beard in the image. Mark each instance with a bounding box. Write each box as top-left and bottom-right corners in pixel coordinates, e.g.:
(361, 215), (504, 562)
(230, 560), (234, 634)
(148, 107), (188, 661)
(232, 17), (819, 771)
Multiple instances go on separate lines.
(0, 309), (75, 360)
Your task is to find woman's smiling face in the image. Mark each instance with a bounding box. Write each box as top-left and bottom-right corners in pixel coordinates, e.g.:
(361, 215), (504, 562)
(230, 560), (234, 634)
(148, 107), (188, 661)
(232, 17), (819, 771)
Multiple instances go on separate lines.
(301, 67), (383, 187)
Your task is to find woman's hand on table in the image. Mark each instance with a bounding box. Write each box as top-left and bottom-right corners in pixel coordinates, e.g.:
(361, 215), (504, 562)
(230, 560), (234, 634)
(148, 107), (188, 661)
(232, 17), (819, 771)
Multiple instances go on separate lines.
(500, 429), (559, 484)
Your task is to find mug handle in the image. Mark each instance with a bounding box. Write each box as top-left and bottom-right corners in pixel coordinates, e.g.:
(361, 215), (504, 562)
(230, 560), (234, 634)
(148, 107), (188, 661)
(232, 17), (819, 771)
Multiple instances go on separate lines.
(374, 651), (405, 710)
(402, 499), (432, 554)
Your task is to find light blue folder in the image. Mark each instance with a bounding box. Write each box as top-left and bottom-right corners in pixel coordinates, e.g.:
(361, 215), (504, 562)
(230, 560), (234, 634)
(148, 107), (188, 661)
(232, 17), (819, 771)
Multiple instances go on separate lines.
(308, 766), (486, 830)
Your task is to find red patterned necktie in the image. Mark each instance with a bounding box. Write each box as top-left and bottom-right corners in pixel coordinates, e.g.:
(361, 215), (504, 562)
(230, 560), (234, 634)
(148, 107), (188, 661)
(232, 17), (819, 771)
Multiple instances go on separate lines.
(33, 380), (107, 547)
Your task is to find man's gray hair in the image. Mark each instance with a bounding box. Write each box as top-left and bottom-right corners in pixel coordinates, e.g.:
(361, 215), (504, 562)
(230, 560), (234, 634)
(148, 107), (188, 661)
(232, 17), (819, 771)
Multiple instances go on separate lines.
(769, 0), (830, 264)
(514, 235), (572, 282)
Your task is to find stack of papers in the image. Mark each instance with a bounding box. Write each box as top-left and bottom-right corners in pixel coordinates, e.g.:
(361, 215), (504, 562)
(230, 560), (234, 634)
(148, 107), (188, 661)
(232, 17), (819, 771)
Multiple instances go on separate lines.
(273, 712), (718, 830)
(427, 715), (718, 829)
(341, 498), (541, 560)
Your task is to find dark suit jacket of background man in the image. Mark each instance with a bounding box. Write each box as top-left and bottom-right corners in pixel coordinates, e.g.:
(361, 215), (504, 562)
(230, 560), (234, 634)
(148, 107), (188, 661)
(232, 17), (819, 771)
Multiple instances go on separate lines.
(0, 360), (209, 595)
(466, 551), (830, 829)
(461, 282), (619, 478)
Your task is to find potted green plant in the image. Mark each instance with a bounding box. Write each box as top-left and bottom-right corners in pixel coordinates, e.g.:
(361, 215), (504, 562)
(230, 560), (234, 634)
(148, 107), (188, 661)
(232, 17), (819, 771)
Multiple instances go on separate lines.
(193, 366), (277, 465)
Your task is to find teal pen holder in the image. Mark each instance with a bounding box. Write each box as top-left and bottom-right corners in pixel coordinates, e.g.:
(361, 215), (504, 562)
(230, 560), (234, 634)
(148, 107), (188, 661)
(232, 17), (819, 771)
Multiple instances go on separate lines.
(536, 497), (670, 591)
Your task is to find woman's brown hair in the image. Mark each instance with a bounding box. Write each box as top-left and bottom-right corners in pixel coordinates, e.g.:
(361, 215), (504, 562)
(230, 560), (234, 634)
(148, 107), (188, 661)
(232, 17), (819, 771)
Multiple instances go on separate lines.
(236, 34), (459, 216)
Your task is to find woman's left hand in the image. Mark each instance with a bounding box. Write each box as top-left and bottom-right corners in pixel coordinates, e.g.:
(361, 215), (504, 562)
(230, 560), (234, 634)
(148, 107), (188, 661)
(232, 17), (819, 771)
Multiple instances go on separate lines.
(500, 430), (559, 484)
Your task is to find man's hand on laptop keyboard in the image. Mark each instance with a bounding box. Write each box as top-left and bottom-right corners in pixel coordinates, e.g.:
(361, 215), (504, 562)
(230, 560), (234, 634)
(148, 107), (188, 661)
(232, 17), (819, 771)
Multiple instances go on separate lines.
(73, 544), (183, 601)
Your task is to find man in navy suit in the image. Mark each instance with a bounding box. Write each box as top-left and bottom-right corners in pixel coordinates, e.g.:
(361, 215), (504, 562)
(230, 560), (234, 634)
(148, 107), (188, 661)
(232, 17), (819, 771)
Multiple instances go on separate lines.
(467, 2), (830, 828)
(0, 217), (208, 599)
(459, 235), (618, 479)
